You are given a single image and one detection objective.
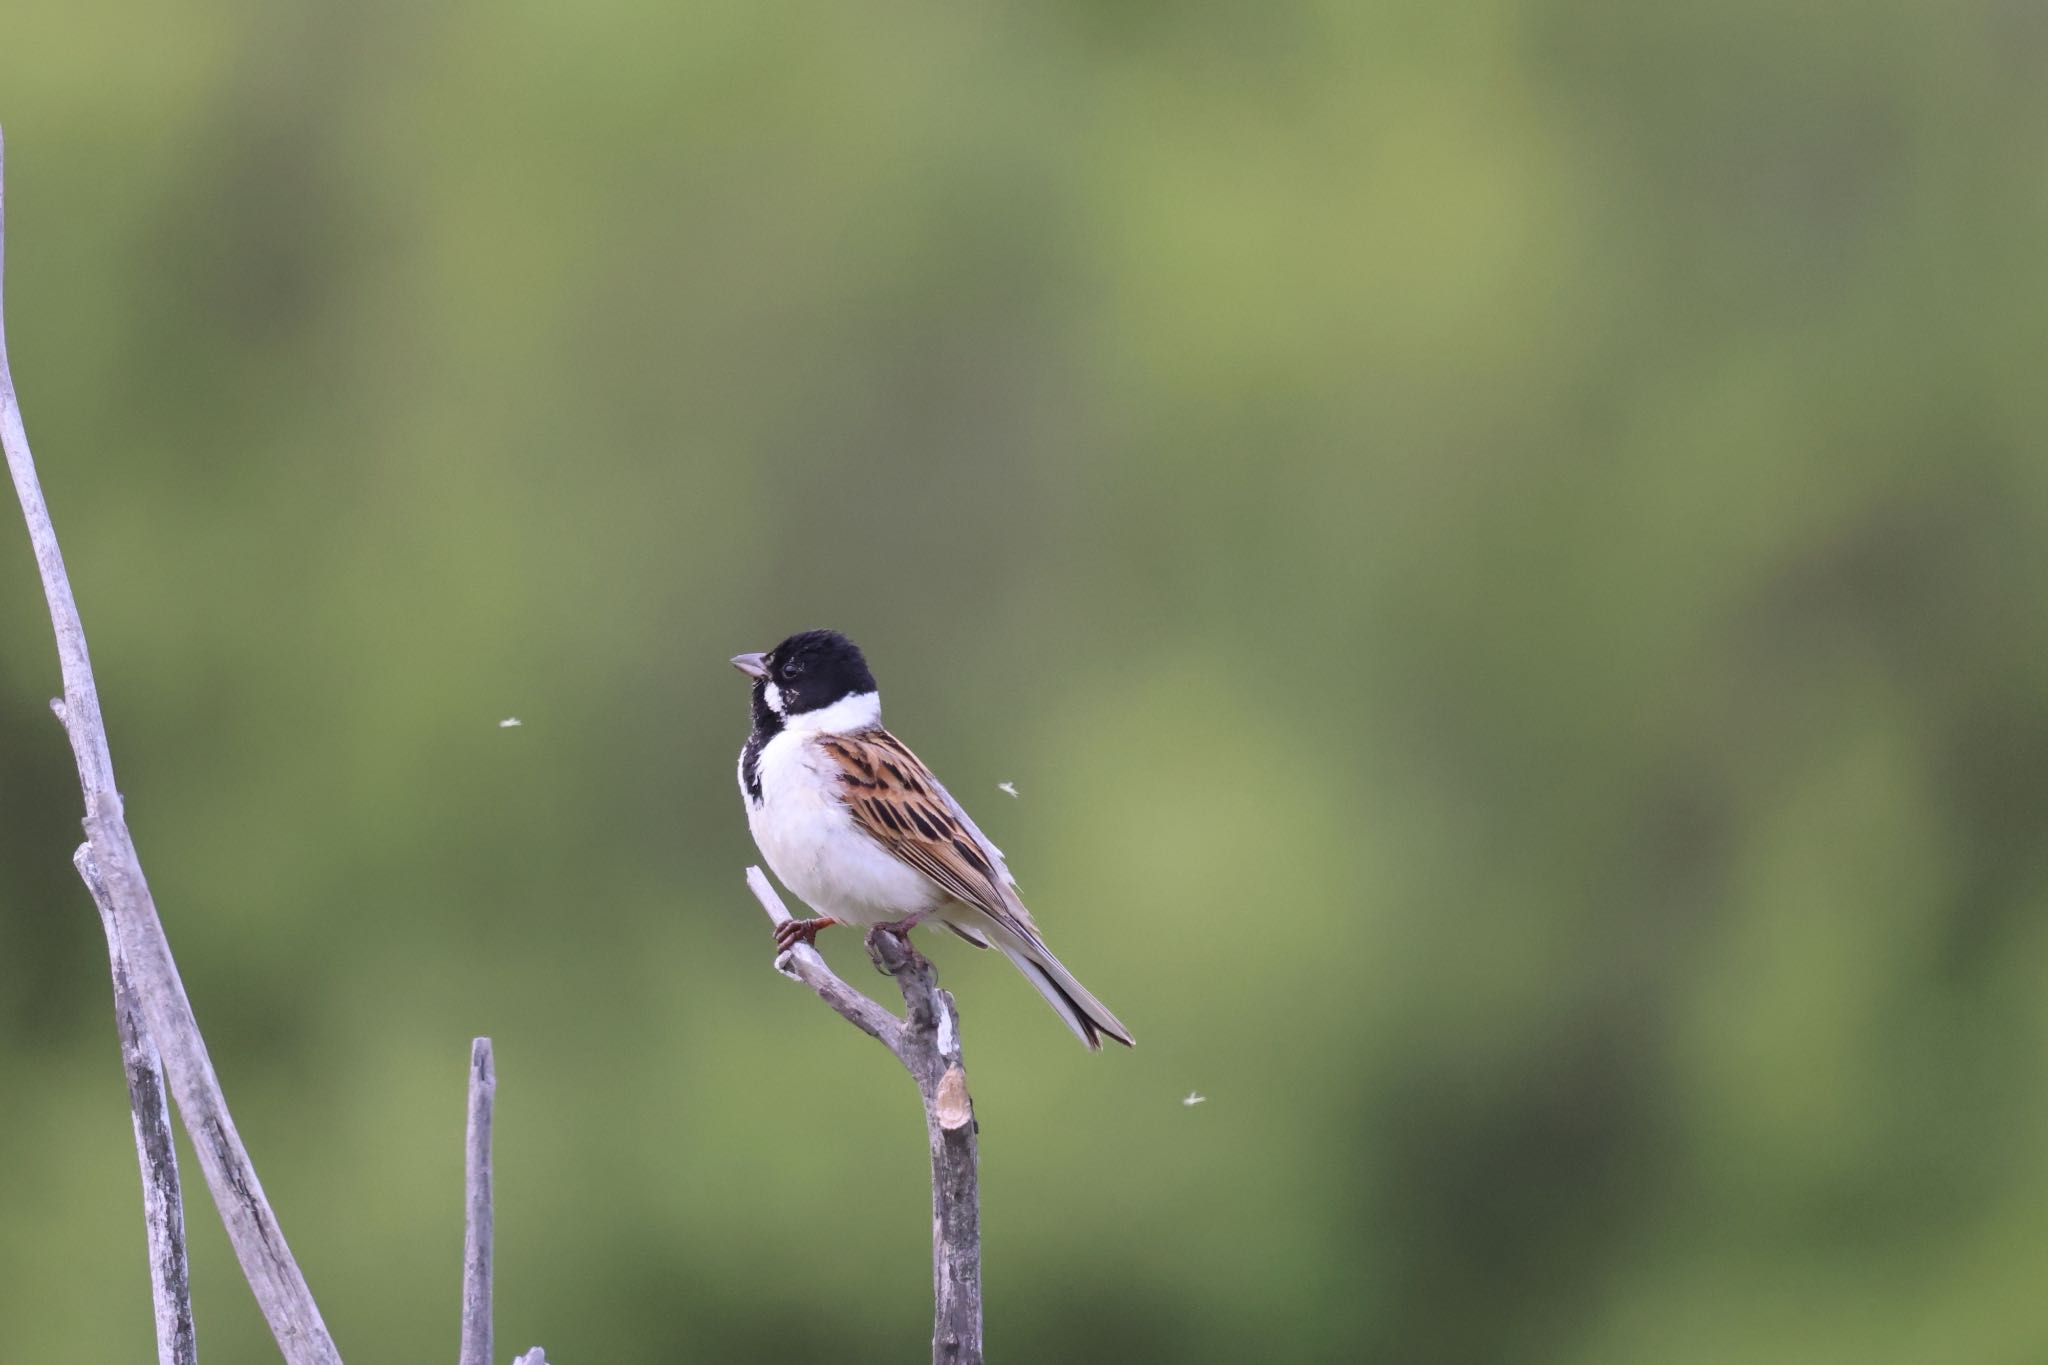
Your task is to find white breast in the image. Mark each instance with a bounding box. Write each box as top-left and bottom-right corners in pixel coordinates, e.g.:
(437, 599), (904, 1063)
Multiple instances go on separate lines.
(742, 729), (942, 926)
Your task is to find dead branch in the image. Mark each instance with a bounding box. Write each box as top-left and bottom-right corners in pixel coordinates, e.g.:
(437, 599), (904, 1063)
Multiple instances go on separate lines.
(744, 867), (982, 1364)
(78, 845), (198, 1365)
(3, 126), (558, 1365)
(0, 126), (339, 1362)
(459, 1039), (495, 1365)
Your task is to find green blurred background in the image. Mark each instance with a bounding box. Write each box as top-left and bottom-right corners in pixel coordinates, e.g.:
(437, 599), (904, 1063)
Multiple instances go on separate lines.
(4, 0), (2047, 1360)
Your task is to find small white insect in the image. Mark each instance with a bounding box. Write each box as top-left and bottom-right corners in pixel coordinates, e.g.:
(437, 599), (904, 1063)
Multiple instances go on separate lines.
(1182, 1091), (1206, 1107)
(498, 717), (523, 729)
(997, 781), (1019, 798)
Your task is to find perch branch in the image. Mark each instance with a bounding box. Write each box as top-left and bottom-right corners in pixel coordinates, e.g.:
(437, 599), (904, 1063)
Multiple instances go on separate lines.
(79, 846), (197, 1365)
(743, 867), (983, 1364)
(458, 1039), (495, 1365)
(0, 128), (341, 1364)
(746, 867), (903, 1049)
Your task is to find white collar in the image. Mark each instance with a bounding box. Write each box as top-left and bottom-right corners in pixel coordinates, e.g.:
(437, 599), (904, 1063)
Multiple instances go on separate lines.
(782, 690), (881, 735)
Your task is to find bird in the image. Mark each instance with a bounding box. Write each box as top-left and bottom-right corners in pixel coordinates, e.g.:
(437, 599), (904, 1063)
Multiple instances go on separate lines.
(733, 629), (1133, 1049)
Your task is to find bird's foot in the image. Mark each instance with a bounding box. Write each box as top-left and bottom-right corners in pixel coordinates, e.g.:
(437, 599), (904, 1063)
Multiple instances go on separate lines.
(773, 916), (838, 953)
(864, 916), (928, 975)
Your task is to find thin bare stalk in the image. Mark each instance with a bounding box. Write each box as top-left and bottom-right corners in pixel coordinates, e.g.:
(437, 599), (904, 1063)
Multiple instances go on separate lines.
(0, 127), (341, 1364)
(744, 867), (983, 1364)
(459, 1039), (495, 1365)
(79, 846), (198, 1365)
(746, 867), (904, 1049)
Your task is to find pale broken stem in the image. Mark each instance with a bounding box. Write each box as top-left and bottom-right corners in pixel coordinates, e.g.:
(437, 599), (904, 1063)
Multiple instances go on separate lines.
(79, 846), (197, 1365)
(458, 1039), (495, 1365)
(743, 867), (983, 1365)
(0, 129), (341, 1364)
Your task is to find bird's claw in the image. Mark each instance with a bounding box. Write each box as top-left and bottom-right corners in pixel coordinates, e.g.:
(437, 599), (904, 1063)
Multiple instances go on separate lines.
(773, 916), (837, 953)
(864, 918), (927, 975)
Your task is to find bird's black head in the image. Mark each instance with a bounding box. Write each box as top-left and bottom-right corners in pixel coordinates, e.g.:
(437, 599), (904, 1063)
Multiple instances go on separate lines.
(731, 629), (879, 724)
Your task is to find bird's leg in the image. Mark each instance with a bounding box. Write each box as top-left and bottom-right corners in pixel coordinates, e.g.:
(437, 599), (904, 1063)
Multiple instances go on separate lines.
(773, 916), (838, 953)
(869, 911), (929, 943)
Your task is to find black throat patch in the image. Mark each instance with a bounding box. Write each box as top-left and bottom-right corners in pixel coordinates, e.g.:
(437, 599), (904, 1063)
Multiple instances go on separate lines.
(741, 684), (783, 802)
(740, 731), (768, 802)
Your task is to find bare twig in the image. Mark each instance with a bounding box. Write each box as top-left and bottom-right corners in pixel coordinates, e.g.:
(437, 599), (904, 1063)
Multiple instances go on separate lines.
(746, 867), (903, 1049)
(0, 128), (341, 1363)
(458, 1039), (495, 1365)
(79, 845), (197, 1365)
(743, 867), (983, 1364)
(512, 1350), (549, 1365)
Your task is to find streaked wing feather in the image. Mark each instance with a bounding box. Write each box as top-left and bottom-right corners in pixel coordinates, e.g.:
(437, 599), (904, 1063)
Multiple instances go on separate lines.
(819, 729), (1041, 938)
(923, 772), (1019, 893)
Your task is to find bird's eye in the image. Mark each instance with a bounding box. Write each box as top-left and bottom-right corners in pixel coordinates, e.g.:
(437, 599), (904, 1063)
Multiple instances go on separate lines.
(780, 658), (804, 680)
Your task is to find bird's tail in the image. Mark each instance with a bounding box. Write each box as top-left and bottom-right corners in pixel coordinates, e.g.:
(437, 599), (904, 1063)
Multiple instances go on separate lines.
(985, 921), (1134, 1051)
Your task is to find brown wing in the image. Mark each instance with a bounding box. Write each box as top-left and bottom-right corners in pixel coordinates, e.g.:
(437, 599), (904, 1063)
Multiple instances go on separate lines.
(818, 728), (1035, 935)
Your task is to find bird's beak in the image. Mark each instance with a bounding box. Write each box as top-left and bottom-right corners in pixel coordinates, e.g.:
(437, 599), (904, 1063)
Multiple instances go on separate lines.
(730, 652), (769, 680)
